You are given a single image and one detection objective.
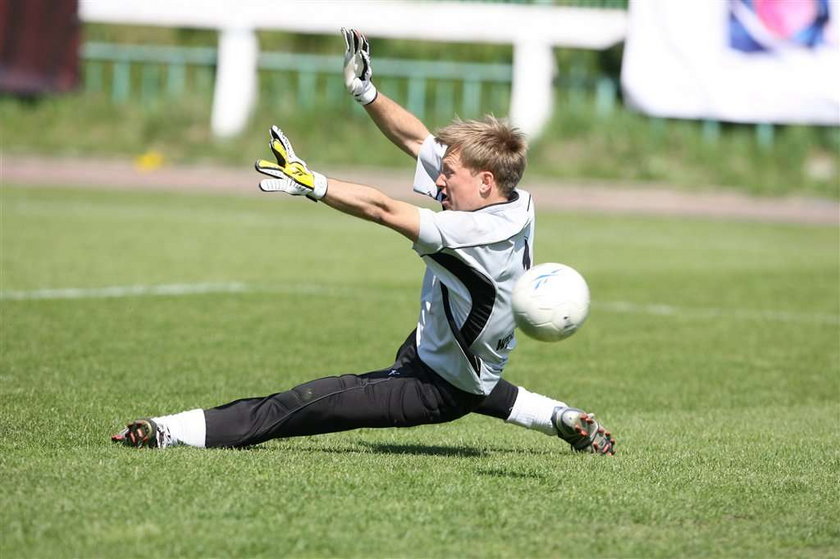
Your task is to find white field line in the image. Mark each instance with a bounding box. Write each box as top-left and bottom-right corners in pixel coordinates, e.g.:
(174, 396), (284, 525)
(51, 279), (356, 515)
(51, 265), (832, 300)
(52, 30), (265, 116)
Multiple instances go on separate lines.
(2, 282), (838, 326)
(0, 282), (252, 300)
(593, 301), (840, 326)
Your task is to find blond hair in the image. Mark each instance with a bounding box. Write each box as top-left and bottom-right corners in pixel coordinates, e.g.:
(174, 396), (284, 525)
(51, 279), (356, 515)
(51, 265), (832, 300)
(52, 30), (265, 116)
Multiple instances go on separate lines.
(435, 115), (527, 196)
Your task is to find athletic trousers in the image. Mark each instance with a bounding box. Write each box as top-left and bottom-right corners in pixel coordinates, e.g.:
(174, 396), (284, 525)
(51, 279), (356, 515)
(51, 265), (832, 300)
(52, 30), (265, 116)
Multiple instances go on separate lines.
(204, 332), (519, 448)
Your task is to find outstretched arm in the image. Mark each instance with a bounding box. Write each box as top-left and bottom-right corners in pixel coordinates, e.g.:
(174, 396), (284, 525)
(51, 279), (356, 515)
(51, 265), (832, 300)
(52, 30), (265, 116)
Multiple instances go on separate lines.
(363, 92), (429, 159)
(342, 27), (430, 159)
(255, 125), (420, 242)
(322, 178), (420, 241)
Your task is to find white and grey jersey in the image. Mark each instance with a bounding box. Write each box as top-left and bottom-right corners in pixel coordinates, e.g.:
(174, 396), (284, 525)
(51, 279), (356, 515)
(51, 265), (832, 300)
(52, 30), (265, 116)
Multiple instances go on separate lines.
(410, 135), (535, 396)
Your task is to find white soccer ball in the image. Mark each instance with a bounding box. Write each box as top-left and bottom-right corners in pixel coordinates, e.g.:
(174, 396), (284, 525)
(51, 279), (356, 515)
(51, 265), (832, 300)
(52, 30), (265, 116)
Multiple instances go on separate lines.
(511, 262), (590, 342)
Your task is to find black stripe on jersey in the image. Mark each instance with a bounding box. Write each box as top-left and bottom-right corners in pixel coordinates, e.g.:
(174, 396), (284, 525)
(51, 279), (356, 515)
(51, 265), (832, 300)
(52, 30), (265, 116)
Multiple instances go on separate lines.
(523, 194), (532, 269)
(439, 284), (482, 375)
(429, 252), (497, 377)
(523, 237), (531, 270)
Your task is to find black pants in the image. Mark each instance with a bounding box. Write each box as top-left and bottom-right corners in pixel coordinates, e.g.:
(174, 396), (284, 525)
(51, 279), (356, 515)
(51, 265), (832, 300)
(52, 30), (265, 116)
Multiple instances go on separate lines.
(204, 332), (519, 448)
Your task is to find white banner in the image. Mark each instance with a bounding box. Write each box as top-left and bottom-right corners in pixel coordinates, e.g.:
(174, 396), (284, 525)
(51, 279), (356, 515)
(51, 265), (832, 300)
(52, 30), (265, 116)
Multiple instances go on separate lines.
(621, 0), (840, 125)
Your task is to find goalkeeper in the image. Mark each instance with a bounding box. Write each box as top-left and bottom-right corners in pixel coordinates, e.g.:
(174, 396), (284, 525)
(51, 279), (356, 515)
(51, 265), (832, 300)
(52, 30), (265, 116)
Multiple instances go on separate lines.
(112, 29), (614, 455)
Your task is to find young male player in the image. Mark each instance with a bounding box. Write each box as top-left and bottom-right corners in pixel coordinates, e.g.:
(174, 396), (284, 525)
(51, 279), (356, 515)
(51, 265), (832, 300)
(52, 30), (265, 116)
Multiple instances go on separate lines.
(336, 28), (615, 453)
(111, 30), (614, 455)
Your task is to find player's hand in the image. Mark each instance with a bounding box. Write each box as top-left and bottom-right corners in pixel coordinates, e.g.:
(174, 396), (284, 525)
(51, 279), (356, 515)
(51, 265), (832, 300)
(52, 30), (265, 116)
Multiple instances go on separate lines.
(341, 27), (377, 105)
(255, 125), (328, 201)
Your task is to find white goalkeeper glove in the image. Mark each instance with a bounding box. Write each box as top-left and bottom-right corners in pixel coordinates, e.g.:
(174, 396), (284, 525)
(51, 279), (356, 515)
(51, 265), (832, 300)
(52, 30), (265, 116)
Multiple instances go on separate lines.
(255, 126), (328, 201)
(341, 27), (377, 105)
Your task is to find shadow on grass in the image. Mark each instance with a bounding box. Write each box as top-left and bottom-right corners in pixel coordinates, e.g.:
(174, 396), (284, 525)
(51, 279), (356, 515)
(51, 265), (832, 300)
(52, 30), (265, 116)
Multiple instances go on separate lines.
(278, 441), (489, 457)
(358, 441), (486, 457)
(238, 438), (556, 460)
(472, 467), (546, 480)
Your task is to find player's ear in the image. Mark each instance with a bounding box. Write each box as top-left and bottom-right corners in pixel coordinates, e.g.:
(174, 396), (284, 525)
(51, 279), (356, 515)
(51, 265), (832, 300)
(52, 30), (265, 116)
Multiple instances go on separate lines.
(479, 171), (495, 196)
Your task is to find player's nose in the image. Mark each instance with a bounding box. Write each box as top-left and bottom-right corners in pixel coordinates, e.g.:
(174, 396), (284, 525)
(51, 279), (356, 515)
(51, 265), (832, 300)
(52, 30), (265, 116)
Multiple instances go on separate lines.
(435, 172), (446, 188)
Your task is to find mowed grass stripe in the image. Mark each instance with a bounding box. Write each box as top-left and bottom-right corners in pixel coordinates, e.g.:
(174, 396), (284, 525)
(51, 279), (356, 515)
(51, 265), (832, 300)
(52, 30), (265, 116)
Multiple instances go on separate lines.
(2, 282), (838, 326)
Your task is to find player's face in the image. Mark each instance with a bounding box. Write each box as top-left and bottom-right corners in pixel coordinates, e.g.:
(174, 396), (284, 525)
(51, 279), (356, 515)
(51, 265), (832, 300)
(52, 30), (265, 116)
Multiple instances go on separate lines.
(435, 152), (488, 211)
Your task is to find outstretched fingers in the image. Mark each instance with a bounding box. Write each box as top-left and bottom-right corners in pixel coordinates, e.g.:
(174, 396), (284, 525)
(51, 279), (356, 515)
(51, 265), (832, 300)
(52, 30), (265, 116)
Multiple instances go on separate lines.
(341, 27), (352, 52)
(259, 178), (293, 193)
(341, 27), (367, 56)
(255, 159), (287, 179)
(269, 125), (298, 163)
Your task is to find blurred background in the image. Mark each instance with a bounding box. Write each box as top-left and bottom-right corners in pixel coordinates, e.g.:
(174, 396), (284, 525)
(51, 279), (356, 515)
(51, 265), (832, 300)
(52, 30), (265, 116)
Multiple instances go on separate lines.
(1, 0), (838, 199)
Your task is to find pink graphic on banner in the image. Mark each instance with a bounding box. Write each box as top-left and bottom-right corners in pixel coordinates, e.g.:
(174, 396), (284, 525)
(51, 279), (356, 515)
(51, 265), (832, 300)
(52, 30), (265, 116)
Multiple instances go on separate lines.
(729, 0), (833, 52)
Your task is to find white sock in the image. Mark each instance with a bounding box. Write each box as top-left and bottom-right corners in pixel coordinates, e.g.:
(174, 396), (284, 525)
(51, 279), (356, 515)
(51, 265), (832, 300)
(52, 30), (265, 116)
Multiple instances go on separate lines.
(506, 387), (567, 436)
(153, 408), (207, 448)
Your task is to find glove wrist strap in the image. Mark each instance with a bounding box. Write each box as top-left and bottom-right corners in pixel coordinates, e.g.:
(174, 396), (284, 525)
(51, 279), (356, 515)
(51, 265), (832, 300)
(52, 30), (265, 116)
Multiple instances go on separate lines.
(355, 84), (378, 106)
(308, 172), (328, 200)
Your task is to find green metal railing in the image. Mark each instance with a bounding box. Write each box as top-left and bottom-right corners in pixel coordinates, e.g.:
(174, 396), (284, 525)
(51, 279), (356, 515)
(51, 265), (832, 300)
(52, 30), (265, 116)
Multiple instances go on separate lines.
(258, 51), (512, 118)
(83, 43), (217, 104)
(82, 42), (514, 120)
(82, 42), (787, 148)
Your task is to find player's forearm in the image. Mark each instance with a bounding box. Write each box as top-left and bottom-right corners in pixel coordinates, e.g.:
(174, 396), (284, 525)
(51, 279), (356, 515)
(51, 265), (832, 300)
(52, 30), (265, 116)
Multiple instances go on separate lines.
(364, 93), (430, 159)
(322, 178), (420, 241)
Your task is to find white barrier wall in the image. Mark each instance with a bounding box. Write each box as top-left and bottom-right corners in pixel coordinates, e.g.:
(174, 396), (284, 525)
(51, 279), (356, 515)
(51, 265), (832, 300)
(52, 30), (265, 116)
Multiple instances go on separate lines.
(79, 0), (627, 138)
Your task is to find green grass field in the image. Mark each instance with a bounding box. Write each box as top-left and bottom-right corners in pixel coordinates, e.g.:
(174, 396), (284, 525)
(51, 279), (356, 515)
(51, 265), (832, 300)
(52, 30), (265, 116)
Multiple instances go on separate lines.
(1, 185), (838, 558)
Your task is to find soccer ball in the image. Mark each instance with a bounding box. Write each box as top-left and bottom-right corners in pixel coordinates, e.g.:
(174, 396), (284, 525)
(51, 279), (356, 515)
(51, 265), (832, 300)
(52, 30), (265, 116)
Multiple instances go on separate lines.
(511, 262), (590, 342)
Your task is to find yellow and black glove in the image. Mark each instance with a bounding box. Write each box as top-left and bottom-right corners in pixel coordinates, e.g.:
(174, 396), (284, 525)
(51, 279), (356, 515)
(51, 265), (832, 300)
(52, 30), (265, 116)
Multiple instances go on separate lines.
(255, 126), (328, 201)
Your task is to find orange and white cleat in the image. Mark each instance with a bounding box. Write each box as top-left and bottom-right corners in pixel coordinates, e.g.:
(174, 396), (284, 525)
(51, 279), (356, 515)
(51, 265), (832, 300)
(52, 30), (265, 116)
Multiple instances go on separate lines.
(551, 407), (616, 455)
(111, 418), (172, 449)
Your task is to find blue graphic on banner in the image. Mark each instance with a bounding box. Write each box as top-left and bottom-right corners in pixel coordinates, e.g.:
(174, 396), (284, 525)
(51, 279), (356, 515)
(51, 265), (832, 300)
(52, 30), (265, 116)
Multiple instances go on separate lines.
(729, 0), (833, 52)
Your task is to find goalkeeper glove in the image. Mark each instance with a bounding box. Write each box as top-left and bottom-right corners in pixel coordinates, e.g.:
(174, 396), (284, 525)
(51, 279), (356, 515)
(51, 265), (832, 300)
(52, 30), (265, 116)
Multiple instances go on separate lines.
(255, 126), (328, 201)
(341, 27), (377, 105)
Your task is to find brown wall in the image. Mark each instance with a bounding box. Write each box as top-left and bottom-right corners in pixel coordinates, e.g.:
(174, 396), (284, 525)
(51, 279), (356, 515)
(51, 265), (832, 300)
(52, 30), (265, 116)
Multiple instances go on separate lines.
(0, 0), (80, 94)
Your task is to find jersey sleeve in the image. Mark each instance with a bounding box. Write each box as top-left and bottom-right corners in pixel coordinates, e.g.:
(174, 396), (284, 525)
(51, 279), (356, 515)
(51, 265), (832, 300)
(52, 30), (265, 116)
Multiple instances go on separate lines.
(413, 134), (447, 201)
(413, 208), (444, 254)
(413, 196), (532, 255)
